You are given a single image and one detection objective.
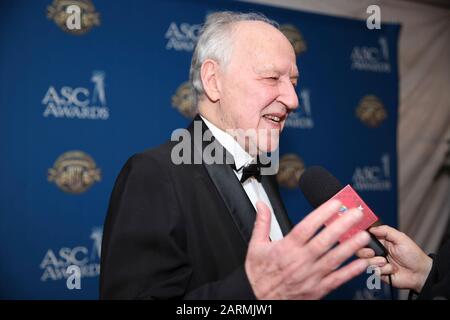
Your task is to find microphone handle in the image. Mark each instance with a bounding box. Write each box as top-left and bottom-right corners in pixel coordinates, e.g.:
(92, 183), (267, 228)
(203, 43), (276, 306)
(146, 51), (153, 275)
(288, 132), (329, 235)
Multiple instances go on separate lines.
(367, 232), (388, 257)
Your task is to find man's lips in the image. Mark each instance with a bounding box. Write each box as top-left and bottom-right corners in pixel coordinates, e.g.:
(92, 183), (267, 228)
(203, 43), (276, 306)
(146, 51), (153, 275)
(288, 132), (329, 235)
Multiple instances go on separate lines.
(262, 112), (287, 124)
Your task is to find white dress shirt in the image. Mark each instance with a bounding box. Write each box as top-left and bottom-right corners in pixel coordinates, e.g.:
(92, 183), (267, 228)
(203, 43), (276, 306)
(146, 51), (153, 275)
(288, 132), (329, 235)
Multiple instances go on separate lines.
(200, 116), (284, 241)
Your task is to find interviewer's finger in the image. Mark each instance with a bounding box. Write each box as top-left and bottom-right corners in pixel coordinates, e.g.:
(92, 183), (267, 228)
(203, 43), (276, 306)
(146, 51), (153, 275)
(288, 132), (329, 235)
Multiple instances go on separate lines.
(369, 225), (405, 245)
(379, 263), (395, 275)
(380, 275), (390, 284)
(286, 199), (342, 245)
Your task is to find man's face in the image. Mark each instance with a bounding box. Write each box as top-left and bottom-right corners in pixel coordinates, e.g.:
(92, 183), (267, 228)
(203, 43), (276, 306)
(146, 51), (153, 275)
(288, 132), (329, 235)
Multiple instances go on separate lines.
(216, 21), (299, 154)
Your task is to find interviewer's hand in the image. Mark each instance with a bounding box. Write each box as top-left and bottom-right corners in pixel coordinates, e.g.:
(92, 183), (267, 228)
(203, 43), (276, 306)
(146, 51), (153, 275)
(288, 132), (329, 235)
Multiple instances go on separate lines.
(245, 200), (371, 300)
(356, 225), (433, 293)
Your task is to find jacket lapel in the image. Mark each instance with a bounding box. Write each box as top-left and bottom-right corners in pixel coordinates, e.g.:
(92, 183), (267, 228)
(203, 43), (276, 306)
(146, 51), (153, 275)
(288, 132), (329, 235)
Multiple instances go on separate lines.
(261, 176), (293, 236)
(203, 161), (256, 244)
(189, 116), (256, 243)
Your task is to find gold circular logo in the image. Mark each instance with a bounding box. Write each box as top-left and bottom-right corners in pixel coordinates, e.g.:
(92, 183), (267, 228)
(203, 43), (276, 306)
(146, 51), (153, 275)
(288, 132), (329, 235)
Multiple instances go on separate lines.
(280, 24), (307, 56)
(47, 0), (100, 35)
(277, 154), (305, 189)
(48, 150), (101, 194)
(171, 81), (197, 118)
(356, 95), (388, 127)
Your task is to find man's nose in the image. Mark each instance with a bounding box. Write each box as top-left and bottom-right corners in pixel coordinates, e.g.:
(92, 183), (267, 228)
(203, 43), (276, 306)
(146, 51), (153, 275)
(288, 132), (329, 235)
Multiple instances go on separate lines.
(278, 81), (299, 111)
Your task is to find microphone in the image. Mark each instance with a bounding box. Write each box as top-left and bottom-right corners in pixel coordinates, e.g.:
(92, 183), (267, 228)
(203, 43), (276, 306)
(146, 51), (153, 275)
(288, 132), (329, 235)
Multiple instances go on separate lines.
(299, 166), (388, 257)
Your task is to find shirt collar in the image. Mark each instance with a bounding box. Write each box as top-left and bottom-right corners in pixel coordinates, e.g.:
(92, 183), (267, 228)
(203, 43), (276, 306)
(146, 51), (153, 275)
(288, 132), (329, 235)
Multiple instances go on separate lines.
(200, 115), (254, 171)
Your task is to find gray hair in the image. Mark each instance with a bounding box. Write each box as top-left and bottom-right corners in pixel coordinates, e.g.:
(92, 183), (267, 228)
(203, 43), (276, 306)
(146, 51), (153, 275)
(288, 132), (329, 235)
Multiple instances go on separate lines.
(189, 11), (279, 106)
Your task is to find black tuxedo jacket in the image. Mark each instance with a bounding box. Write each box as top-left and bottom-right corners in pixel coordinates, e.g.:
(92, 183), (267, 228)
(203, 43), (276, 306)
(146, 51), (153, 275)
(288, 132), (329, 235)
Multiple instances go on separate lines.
(100, 116), (293, 299)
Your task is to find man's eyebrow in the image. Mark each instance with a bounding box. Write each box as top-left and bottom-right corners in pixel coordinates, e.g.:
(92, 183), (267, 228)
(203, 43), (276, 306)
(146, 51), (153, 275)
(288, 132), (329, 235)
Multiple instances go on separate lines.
(253, 65), (277, 74)
(253, 65), (300, 79)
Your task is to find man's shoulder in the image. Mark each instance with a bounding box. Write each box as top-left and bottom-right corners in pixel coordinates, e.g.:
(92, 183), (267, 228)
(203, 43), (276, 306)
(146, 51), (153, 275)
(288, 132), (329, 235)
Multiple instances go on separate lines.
(125, 140), (178, 173)
(115, 138), (205, 196)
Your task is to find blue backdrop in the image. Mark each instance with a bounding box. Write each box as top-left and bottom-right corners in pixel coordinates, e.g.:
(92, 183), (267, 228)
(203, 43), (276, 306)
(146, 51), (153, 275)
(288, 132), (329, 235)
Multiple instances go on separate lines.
(0, 0), (400, 299)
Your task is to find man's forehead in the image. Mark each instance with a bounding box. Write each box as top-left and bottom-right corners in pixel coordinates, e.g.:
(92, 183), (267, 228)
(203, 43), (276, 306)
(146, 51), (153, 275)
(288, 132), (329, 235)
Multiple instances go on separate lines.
(233, 21), (286, 45)
(227, 20), (298, 75)
(253, 63), (299, 76)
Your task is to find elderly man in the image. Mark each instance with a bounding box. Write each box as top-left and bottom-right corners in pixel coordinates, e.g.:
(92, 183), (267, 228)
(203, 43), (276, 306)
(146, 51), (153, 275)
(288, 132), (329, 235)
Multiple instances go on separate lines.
(100, 11), (371, 300)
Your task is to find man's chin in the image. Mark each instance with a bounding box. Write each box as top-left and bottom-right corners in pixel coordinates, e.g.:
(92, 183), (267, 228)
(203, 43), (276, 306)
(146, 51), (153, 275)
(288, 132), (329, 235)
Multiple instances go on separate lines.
(256, 139), (280, 154)
(234, 128), (280, 155)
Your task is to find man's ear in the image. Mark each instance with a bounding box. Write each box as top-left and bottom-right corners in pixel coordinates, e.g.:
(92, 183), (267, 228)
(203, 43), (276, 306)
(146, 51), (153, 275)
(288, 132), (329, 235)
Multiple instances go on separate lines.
(200, 59), (221, 102)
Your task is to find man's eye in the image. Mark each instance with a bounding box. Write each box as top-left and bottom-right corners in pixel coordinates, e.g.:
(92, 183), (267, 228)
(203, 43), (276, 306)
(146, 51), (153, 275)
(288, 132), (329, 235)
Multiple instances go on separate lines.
(268, 77), (279, 80)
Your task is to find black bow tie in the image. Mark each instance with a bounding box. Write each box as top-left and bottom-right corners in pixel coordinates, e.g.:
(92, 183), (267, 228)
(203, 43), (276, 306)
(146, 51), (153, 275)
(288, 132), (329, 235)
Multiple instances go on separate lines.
(239, 163), (262, 183)
(230, 156), (272, 183)
(230, 162), (262, 183)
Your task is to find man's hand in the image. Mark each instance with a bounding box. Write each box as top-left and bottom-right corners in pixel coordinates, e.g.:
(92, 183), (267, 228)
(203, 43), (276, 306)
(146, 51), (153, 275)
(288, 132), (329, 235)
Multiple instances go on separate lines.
(356, 225), (433, 293)
(245, 200), (371, 299)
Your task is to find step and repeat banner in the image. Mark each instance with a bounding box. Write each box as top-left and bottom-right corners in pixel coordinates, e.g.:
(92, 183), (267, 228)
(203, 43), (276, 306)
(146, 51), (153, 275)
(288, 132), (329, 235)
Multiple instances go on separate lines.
(0, 0), (400, 299)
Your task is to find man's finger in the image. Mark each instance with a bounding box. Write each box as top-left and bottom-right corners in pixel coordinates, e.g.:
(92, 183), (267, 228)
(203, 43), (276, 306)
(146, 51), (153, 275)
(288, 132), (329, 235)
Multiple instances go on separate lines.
(319, 258), (369, 296)
(366, 256), (387, 267)
(285, 200), (342, 245)
(249, 201), (272, 246)
(316, 231), (370, 274)
(306, 208), (364, 260)
(356, 248), (375, 258)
